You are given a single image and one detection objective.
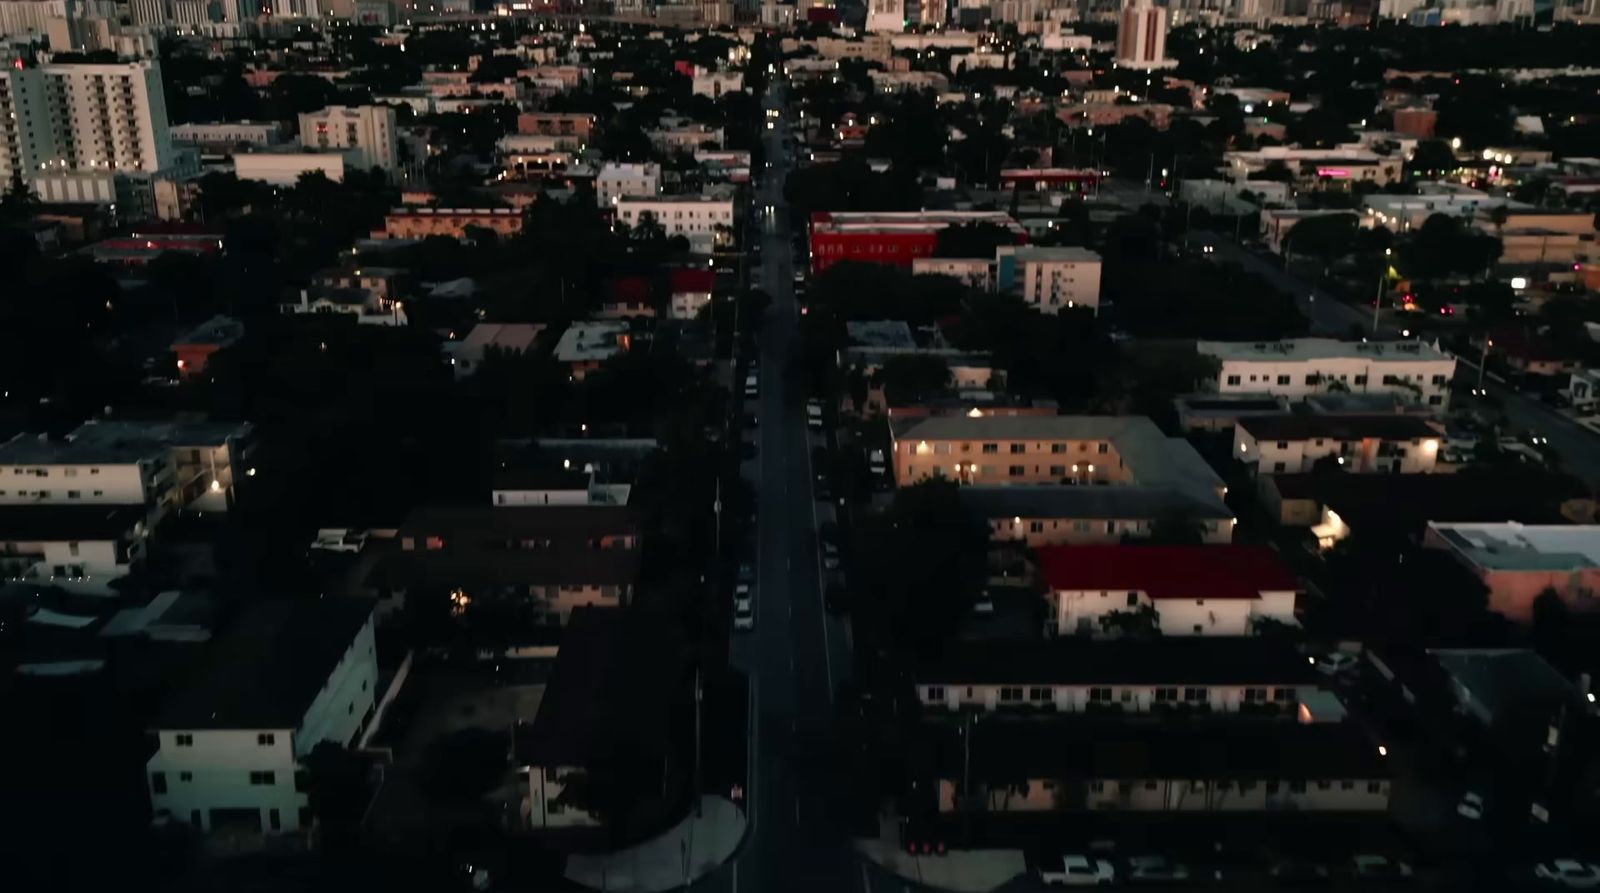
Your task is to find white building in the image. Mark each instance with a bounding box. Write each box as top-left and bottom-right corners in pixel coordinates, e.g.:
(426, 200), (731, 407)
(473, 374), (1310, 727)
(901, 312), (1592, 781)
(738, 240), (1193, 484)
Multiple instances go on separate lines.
(595, 161), (661, 207)
(446, 322), (544, 380)
(280, 289), (407, 326)
(0, 60), (174, 187)
(171, 121), (291, 151)
(1007, 246), (1103, 314)
(691, 70), (744, 98)
(866, 0), (906, 31)
(0, 435), (173, 513)
(1235, 414), (1443, 476)
(1198, 338), (1456, 411)
(0, 504), (149, 593)
(233, 150), (349, 185)
(554, 321), (631, 381)
(615, 195), (735, 252)
(297, 105), (398, 173)
(1039, 544), (1299, 637)
(146, 598), (378, 835)
(1115, 0), (1173, 70)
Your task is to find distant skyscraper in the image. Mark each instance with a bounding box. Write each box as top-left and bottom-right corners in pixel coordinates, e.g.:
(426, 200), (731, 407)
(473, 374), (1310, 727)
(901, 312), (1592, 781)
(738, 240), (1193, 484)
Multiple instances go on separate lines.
(1115, 0), (1170, 70)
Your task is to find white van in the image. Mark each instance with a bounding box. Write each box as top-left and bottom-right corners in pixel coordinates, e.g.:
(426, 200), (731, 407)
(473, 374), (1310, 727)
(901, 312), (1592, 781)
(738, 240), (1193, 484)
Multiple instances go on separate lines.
(744, 375), (759, 398)
(806, 400), (823, 429)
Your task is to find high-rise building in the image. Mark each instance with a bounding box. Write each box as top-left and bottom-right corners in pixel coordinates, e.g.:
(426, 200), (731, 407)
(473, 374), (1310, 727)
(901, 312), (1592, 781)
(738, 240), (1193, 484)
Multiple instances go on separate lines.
(297, 105), (399, 173)
(0, 59), (175, 185)
(1115, 0), (1171, 70)
(866, 0), (906, 30)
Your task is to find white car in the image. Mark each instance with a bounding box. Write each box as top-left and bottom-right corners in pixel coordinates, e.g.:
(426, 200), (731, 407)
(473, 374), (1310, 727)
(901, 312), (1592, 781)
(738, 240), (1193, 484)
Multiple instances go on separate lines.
(1126, 855), (1189, 882)
(733, 585), (754, 631)
(311, 528), (367, 554)
(1312, 651), (1359, 676)
(1457, 791), (1485, 820)
(1536, 860), (1600, 888)
(1040, 855), (1114, 886)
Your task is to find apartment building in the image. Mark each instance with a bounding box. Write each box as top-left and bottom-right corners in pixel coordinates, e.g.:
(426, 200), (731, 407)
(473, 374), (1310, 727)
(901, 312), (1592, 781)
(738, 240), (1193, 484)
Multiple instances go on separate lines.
(376, 208), (525, 240)
(1225, 146), (1404, 190)
(928, 721), (1389, 816)
(170, 121), (290, 151)
(911, 256), (994, 289)
(234, 150), (349, 185)
(1002, 246), (1103, 314)
(0, 505), (149, 592)
(809, 211), (1026, 274)
(916, 638), (1325, 718)
(1198, 338), (1456, 411)
(0, 59), (174, 186)
(1039, 544), (1300, 637)
(297, 105), (398, 173)
(1236, 414), (1444, 475)
(371, 505), (641, 625)
(669, 268), (715, 320)
(516, 112), (597, 143)
(280, 289), (408, 326)
(615, 195), (734, 251)
(595, 161), (661, 206)
(1115, 0), (1172, 70)
(888, 415), (1225, 498)
(553, 321), (631, 381)
(960, 485), (1233, 547)
(0, 434), (174, 522)
(1425, 522), (1600, 621)
(146, 598), (377, 835)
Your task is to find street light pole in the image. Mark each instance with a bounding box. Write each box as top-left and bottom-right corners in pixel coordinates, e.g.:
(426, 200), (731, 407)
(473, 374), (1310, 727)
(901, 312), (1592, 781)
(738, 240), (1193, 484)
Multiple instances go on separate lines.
(1372, 247), (1391, 335)
(1478, 338), (1493, 392)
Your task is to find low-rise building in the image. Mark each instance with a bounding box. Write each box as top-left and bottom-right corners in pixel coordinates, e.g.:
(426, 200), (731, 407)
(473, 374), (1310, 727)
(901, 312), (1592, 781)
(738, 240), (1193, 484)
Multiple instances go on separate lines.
(233, 150), (351, 185)
(1425, 522), (1600, 621)
(446, 323), (544, 380)
(170, 121), (290, 151)
(960, 485), (1233, 547)
(1198, 338), (1456, 411)
(172, 315), (244, 380)
(1039, 544), (1299, 637)
(375, 208), (525, 240)
(889, 414), (1224, 497)
(668, 268), (715, 320)
(0, 505), (149, 592)
(915, 638), (1325, 718)
(615, 195), (735, 251)
(145, 597), (378, 835)
(809, 210), (1025, 275)
(1000, 246), (1103, 314)
(553, 321), (631, 381)
(371, 505), (641, 625)
(911, 256), (993, 289)
(297, 105), (398, 173)
(516, 112), (597, 145)
(1235, 414), (1444, 475)
(595, 161), (661, 207)
(1225, 145), (1404, 190)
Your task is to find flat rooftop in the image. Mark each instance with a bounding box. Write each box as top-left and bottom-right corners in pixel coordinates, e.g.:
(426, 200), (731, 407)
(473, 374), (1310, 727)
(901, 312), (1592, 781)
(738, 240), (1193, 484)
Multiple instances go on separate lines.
(1429, 522), (1600, 572)
(845, 320), (917, 349)
(1197, 338), (1453, 364)
(1239, 414), (1442, 442)
(0, 433), (166, 466)
(811, 210), (1025, 235)
(155, 597), (374, 730)
(554, 321), (629, 362)
(1005, 246), (1102, 263)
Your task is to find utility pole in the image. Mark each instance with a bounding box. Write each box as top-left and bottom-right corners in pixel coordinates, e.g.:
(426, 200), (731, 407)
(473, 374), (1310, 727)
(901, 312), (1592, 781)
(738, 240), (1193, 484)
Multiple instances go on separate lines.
(1372, 247), (1390, 334)
(1478, 337), (1493, 392)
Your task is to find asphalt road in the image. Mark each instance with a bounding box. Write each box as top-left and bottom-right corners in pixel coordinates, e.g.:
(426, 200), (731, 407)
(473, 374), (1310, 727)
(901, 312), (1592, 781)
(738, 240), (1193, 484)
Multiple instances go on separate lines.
(693, 77), (879, 893)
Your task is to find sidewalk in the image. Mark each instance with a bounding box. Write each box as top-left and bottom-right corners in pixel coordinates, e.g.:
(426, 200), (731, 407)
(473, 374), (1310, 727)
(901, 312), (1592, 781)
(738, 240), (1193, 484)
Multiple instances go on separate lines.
(564, 796), (746, 893)
(855, 814), (1025, 893)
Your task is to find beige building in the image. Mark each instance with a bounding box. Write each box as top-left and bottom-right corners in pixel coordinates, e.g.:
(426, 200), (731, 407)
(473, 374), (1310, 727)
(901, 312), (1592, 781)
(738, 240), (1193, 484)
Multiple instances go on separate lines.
(297, 105), (399, 173)
(1235, 414), (1444, 475)
(376, 208), (525, 240)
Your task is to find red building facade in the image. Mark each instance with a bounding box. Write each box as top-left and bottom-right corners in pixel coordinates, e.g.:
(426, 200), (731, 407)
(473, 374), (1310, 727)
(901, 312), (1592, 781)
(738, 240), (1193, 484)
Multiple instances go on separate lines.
(808, 211), (1027, 275)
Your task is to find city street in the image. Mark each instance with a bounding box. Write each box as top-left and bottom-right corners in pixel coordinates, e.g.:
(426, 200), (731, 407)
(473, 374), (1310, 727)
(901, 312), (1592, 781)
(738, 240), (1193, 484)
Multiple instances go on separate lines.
(693, 76), (873, 893)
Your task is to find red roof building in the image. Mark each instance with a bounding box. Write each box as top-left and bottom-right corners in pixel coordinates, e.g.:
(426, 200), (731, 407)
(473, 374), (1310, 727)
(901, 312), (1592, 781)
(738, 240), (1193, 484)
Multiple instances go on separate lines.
(1036, 545), (1300, 637)
(807, 211), (1027, 275)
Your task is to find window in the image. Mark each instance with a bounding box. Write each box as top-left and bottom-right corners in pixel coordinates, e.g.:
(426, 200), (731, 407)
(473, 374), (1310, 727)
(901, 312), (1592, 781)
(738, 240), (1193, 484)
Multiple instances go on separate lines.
(1028, 687), (1051, 702)
(1089, 687), (1112, 703)
(1289, 780), (1306, 793)
(1029, 521), (1044, 533)
(1353, 375), (1368, 386)
(1226, 375), (1241, 386)
(1154, 687), (1178, 702)
(926, 685), (945, 701)
(249, 771), (275, 786)
(1428, 395), (1443, 406)
(1276, 441), (1289, 449)
(1009, 443), (1025, 454)
(175, 734), (193, 747)
(1273, 462), (1286, 473)
(998, 686), (1023, 702)
(1265, 781), (1280, 794)
(1051, 443), (1067, 454)
(151, 772), (167, 794)
(1008, 465), (1024, 476)
(1367, 781), (1382, 794)
(1316, 781), (1331, 791)
(1244, 688), (1267, 703)
(981, 443), (998, 454)
(1277, 374), (1290, 385)
(1305, 374), (1319, 385)
(1273, 688), (1295, 702)
(1184, 687), (1206, 702)
(258, 733), (275, 746)
(1431, 374), (1447, 386)
(67, 490), (80, 499)
(1341, 781), (1355, 791)
(68, 542), (80, 556)
(1097, 443), (1109, 455)
(1089, 781), (1105, 793)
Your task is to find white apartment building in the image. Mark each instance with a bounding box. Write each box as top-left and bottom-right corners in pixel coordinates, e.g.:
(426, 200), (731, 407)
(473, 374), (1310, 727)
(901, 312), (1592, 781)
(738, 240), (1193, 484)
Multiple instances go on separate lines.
(1115, 0), (1173, 70)
(0, 504), (149, 593)
(596, 161), (661, 207)
(0, 60), (174, 187)
(147, 599), (378, 835)
(615, 195), (734, 252)
(233, 150), (349, 185)
(691, 70), (744, 98)
(0, 436), (173, 512)
(1235, 414), (1443, 476)
(1008, 246), (1103, 314)
(1198, 338), (1456, 411)
(1040, 544), (1299, 637)
(280, 289), (408, 326)
(866, 0), (906, 31)
(297, 105), (398, 173)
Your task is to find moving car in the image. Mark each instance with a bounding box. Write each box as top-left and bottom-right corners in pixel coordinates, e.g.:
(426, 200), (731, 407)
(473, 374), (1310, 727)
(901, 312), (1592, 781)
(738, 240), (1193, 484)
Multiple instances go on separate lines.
(1457, 790), (1485, 820)
(1040, 855), (1115, 886)
(1535, 860), (1600, 888)
(1313, 651), (1359, 676)
(1352, 855), (1413, 881)
(806, 400), (823, 429)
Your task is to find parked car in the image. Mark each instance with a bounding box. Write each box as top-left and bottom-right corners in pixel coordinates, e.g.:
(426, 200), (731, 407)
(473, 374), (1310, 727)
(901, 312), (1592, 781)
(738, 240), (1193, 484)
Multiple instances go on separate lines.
(311, 528), (367, 554)
(821, 538), (841, 570)
(1457, 791), (1485, 820)
(1040, 855), (1115, 886)
(1126, 855), (1190, 883)
(1536, 860), (1600, 888)
(733, 583), (754, 631)
(1270, 859), (1332, 885)
(737, 562), (755, 584)
(1313, 651), (1359, 676)
(806, 400), (824, 430)
(1352, 855), (1413, 881)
